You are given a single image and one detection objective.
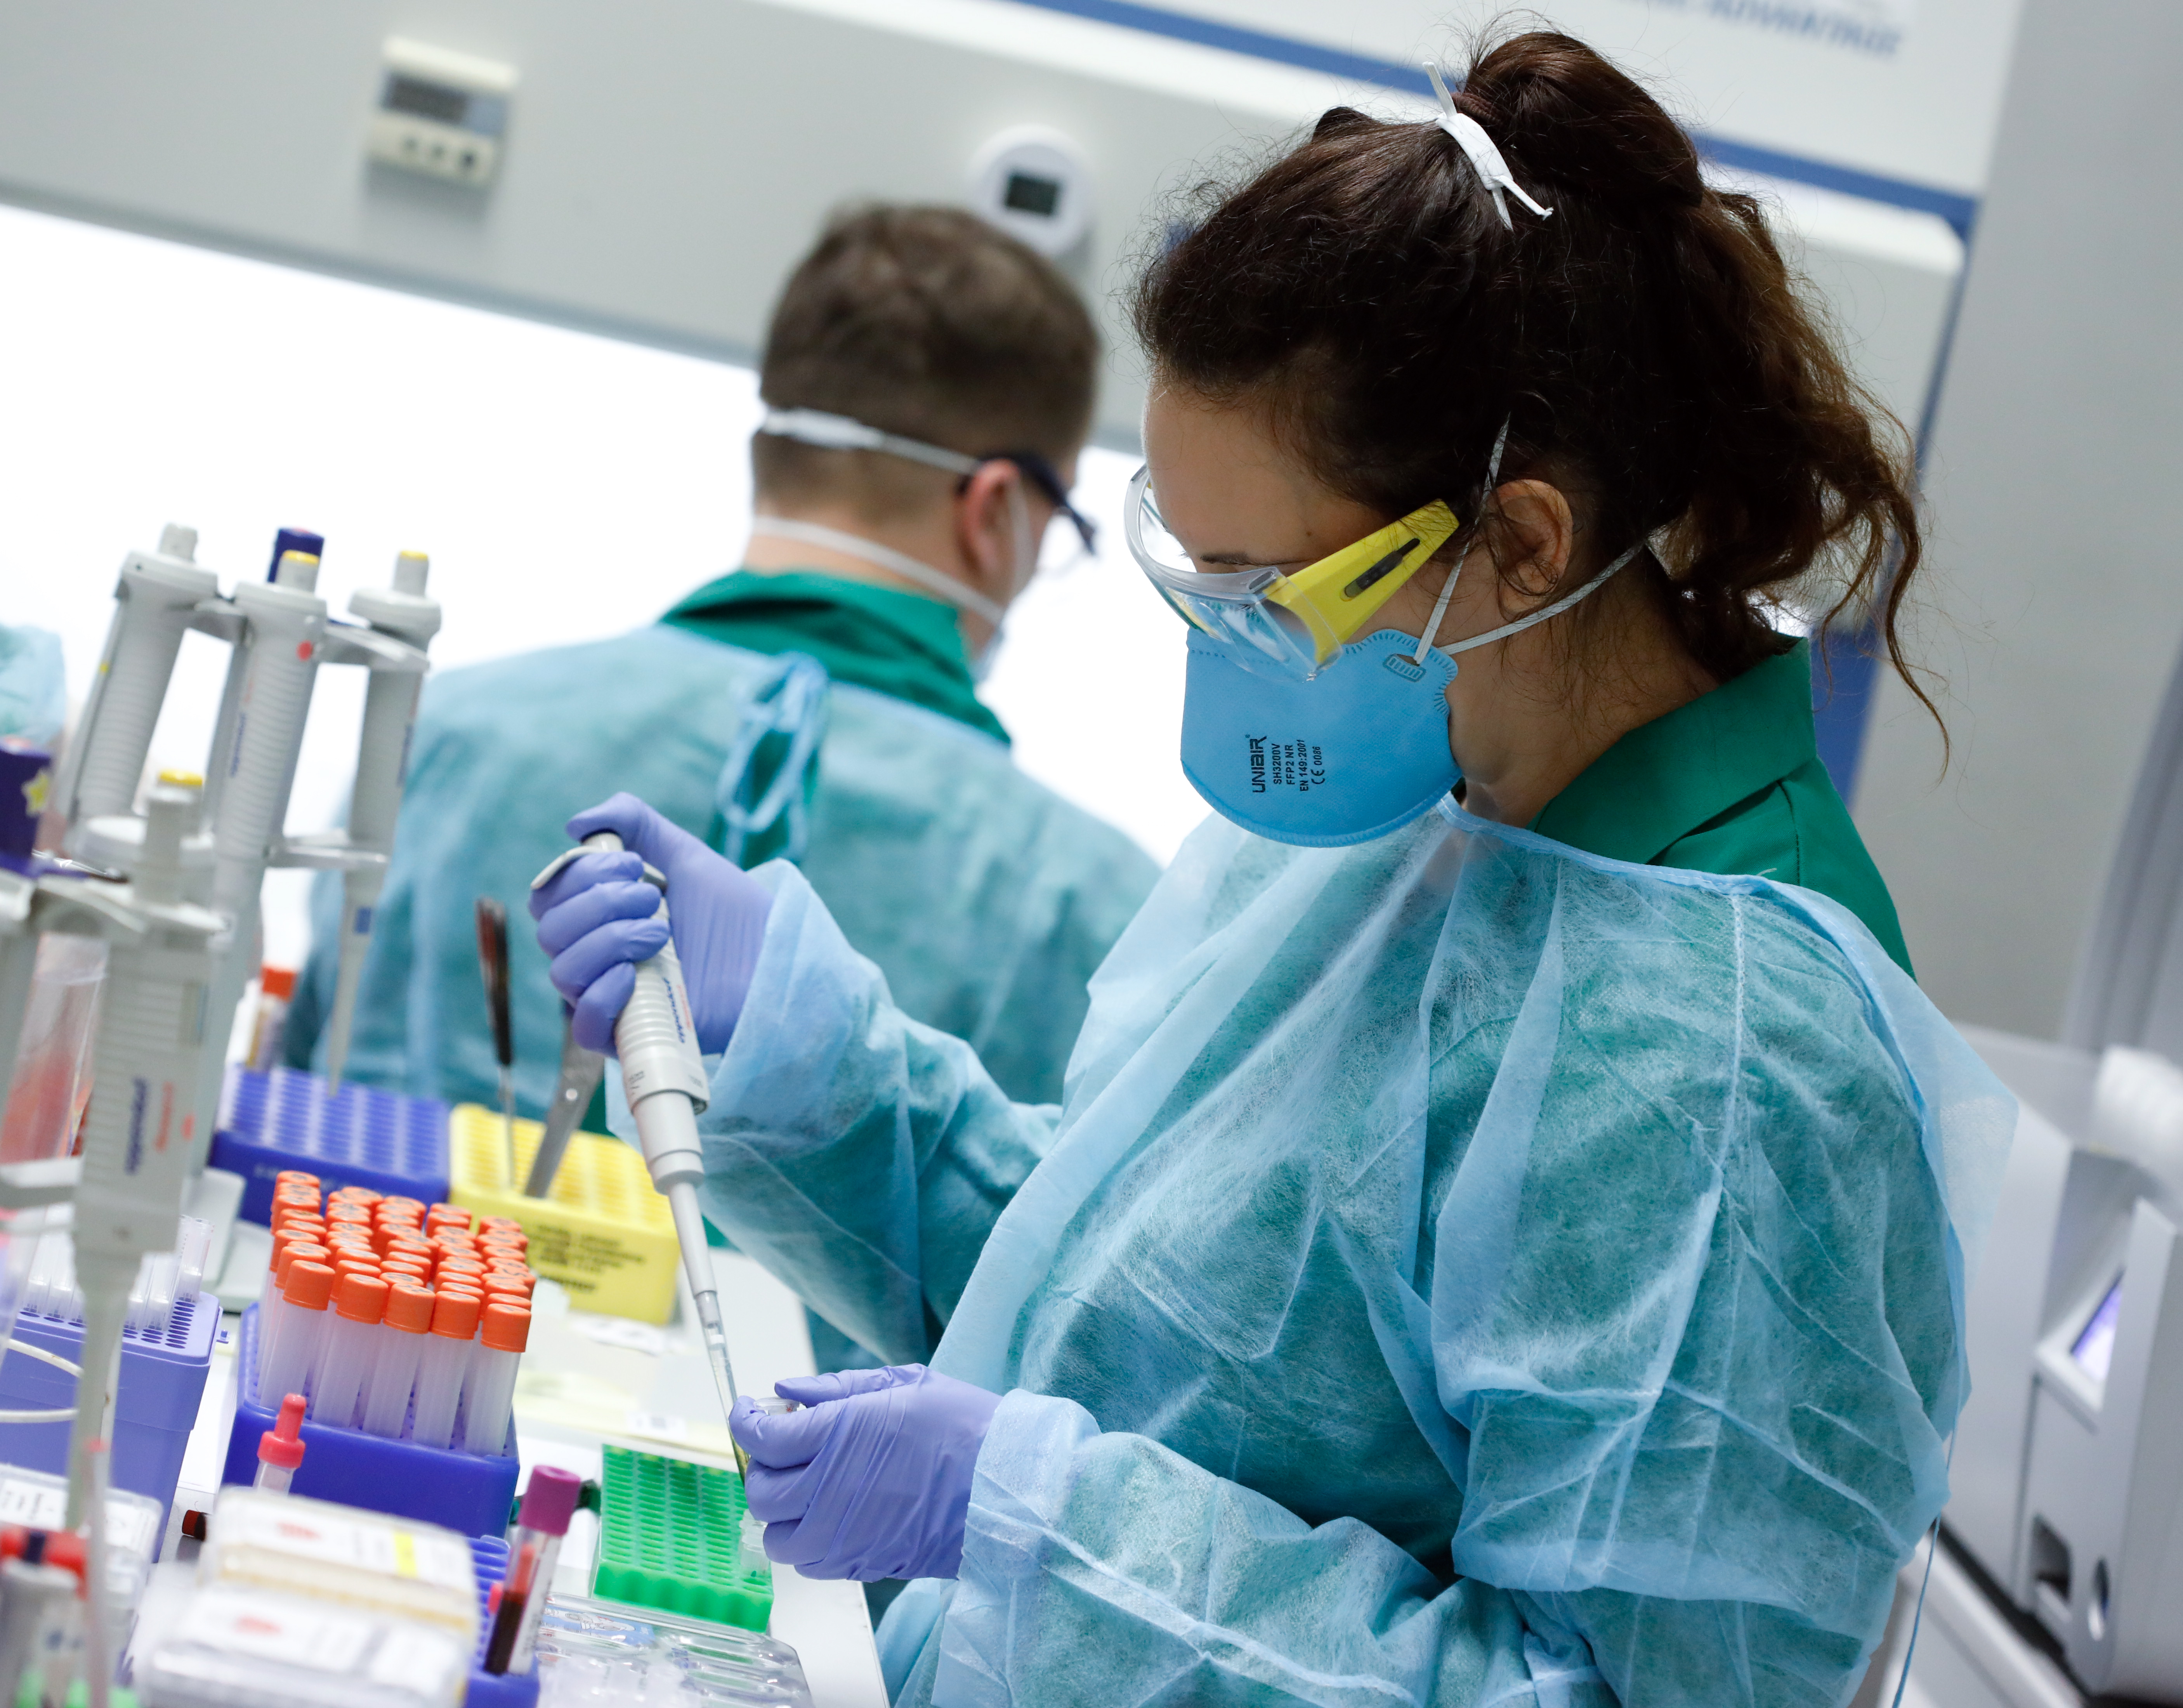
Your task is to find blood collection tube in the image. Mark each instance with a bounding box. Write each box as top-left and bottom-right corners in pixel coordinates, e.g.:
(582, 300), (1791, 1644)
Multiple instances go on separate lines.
(259, 1260), (336, 1403)
(359, 1282), (435, 1437)
(255, 1393), (307, 1493)
(460, 1302), (529, 1455)
(439, 1259), (486, 1289)
(410, 1290), (481, 1449)
(310, 1273), (390, 1428)
(427, 1205), (474, 1231)
(482, 1467), (581, 1674)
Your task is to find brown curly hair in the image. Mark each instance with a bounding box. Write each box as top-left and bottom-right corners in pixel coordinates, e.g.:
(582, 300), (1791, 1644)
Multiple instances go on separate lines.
(1132, 30), (1928, 709)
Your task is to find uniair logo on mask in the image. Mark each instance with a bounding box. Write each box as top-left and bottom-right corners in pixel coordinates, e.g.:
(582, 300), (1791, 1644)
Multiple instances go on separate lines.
(1246, 735), (1326, 794)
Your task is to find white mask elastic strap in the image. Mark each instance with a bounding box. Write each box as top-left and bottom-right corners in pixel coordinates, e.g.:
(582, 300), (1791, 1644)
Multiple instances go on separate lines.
(1423, 64), (1555, 231)
(1413, 417), (1512, 665)
(757, 407), (983, 477)
(1441, 537), (1647, 658)
(746, 516), (1007, 627)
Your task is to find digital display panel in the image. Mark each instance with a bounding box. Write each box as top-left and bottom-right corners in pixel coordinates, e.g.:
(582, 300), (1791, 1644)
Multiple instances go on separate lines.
(383, 74), (470, 127)
(1004, 172), (1063, 218)
(2072, 1276), (2124, 1383)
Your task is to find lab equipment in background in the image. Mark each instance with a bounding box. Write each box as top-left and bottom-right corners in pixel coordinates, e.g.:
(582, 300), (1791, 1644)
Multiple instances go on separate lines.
(967, 125), (1092, 259)
(303, 552), (441, 1090)
(474, 899), (515, 1185)
(522, 1016), (602, 1201)
(37, 526), (442, 1191)
(530, 832), (741, 1467)
(590, 1446), (770, 1633)
(366, 37), (517, 190)
(50, 776), (225, 1530)
(448, 1104), (677, 1323)
(45, 528), (217, 837)
(0, 934), (104, 1167)
(0, 1278), (215, 1549)
(481, 1467), (580, 1677)
(243, 967), (296, 1073)
(210, 1066), (450, 1225)
(533, 1597), (810, 1707)
(1895, 630), (2183, 1706)
(254, 1392), (307, 1493)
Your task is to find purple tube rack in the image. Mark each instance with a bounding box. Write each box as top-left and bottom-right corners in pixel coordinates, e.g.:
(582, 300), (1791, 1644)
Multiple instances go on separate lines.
(211, 1064), (449, 1224)
(220, 1304), (518, 1540)
(0, 1292), (217, 1553)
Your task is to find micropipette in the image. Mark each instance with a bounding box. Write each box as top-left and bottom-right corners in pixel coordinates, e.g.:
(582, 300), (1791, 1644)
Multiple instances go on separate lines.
(531, 830), (747, 1472)
(321, 552), (441, 1087)
(524, 1010), (603, 1199)
(474, 898), (516, 1184)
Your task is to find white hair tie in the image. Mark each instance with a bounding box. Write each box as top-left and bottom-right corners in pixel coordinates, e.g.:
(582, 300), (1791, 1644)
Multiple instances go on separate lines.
(1423, 64), (1554, 231)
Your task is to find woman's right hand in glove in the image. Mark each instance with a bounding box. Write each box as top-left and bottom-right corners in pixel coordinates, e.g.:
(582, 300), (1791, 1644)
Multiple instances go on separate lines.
(528, 792), (772, 1055)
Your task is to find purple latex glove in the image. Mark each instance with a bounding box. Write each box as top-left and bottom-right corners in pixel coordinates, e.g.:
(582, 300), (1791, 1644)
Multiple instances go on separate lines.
(729, 1365), (1001, 1581)
(528, 792), (772, 1055)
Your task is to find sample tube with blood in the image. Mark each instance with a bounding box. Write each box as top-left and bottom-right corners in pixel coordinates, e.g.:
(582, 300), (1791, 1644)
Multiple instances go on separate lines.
(483, 1467), (582, 1675)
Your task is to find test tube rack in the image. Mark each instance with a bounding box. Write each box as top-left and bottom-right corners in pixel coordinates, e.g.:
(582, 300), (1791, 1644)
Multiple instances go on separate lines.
(219, 1304), (519, 1540)
(591, 1445), (772, 1632)
(0, 1291), (216, 1551)
(212, 1064), (450, 1224)
(447, 1106), (680, 1324)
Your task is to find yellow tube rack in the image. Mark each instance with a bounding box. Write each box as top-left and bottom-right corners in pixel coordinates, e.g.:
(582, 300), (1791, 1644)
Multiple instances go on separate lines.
(447, 1105), (680, 1324)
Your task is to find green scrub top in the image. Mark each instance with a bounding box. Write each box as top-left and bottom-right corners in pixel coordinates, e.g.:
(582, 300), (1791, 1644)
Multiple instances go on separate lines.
(1529, 639), (1913, 975)
(663, 568), (1008, 744)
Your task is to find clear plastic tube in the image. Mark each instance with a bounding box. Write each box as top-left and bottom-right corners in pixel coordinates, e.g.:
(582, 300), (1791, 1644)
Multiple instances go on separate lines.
(358, 1283), (434, 1438)
(309, 1275), (389, 1429)
(458, 1303), (528, 1456)
(257, 1263), (335, 1404)
(408, 1293), (479, 1450)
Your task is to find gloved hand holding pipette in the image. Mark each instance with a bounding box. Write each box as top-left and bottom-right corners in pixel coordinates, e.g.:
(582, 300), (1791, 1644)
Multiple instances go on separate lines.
(530, 797), (774, 1474)
(729, 1366), (1000, 1581)
(529, 793), (771, 1054)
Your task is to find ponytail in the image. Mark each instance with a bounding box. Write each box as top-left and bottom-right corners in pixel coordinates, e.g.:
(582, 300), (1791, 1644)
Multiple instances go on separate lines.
(1133, 30), (1930, 713)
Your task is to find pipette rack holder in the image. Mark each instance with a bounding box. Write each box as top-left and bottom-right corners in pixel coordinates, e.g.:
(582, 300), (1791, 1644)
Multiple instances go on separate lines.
(212, 1064), (449, 1224)
(447, 1105), (679, 1324)
(0, 1291), (217, 1552)
(591, 1444), (772, 1632)
(219, 1304), (519, 1540)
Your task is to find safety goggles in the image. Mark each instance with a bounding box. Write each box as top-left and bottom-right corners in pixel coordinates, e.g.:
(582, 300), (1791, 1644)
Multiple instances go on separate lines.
(758, 407), (1097, 555)
(1123, 464), (1462, 680)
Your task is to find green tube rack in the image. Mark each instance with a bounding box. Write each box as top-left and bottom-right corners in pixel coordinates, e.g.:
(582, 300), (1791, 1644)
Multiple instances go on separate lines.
(591, 1445), (773, 1632)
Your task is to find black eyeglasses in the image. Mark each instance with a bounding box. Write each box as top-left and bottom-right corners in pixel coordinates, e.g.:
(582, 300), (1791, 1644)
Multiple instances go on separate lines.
(965, 451), (1098, 555)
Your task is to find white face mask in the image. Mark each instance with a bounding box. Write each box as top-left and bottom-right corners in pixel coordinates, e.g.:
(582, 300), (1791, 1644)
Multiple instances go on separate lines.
(744, 488), (1036, 679)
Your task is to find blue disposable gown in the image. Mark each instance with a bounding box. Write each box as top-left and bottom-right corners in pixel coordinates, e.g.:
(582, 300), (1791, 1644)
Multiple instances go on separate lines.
(678, 802), (2013, 1707)
(287, 625), (1157, 1114)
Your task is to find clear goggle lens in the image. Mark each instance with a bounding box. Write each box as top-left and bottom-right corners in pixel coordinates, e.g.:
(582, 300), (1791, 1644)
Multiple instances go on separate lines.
(1124, 467), (1341, 681)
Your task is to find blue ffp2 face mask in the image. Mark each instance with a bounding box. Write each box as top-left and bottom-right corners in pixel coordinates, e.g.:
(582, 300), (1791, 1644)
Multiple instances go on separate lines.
(1180, 628), (1462, 848)
(1178, 534), (1649, 848)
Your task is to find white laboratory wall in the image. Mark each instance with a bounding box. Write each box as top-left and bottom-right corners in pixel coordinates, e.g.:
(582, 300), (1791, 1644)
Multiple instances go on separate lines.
(1851, 0), (2183, 1039)
(0, 201), (1200, 970)
(0, 0), (1396, 449)
(1156, 0), (2024, 198)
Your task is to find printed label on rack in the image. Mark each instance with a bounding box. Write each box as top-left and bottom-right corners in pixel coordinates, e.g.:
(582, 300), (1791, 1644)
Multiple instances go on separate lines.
(226, 1500), (475, 1590)
(0, 1478), (65, 1531)
(625, 1409), (690, 1441)
(191, 1587), (374, 1670)
(573, 1315), (668, 1356)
